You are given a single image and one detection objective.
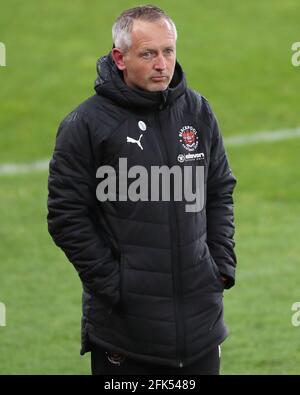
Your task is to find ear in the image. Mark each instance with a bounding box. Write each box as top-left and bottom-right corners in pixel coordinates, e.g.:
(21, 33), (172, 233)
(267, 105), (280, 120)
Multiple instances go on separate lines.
(112, 48), (126, 71)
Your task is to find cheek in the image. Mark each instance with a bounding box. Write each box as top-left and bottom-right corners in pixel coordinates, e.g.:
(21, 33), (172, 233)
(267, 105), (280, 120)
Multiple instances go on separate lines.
(168, 57), (176, 69)
(139, 64), (152, 79)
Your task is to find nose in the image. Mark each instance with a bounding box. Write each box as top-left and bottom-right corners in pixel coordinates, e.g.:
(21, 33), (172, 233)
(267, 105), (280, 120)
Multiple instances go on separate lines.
(154, 54), (166, 71)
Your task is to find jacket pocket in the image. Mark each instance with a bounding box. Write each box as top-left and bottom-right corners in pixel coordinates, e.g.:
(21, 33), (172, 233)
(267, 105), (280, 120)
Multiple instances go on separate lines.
(209, 256), (224, 291)
(80, 315), (92, 355)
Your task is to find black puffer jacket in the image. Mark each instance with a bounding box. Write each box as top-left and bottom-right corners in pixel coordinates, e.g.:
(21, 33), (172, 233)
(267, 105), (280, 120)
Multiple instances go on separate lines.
(47, 52), (237, 368)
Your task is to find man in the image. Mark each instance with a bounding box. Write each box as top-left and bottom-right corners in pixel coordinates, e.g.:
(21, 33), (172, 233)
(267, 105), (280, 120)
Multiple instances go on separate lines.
(47, 5), (237, 375)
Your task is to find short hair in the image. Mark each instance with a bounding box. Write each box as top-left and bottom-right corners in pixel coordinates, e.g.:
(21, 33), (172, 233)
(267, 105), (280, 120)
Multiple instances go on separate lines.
(112, 5), (177, 52)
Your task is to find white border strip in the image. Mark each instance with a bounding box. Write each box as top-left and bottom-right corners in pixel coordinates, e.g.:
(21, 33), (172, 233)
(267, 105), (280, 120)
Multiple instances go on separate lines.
(0, 159), (49, 175)
(0, 127), (300, 175)
(225, 127), (300, 146)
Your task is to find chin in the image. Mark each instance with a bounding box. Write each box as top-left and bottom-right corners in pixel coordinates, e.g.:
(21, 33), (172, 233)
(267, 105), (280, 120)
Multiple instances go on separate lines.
(148, 82), (169, 92)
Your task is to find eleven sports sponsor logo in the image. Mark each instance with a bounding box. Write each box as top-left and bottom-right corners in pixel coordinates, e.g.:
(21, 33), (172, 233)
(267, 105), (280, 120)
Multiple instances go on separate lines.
(177, 152), (204, 163)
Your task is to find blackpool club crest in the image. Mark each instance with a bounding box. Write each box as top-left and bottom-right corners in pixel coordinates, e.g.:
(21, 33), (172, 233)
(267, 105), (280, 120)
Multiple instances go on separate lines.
(179, 126), (198, 152)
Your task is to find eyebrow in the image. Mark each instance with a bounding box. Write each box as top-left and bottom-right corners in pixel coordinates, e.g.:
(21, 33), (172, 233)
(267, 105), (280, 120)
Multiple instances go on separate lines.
(141, 46), (175, 52)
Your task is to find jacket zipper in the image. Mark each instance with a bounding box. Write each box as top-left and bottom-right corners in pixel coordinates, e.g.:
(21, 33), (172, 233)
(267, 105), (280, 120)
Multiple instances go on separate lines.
(154, 110), (185, 368)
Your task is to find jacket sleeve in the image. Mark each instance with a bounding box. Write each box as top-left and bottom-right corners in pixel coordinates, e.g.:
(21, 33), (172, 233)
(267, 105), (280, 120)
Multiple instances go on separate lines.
(47, 111), (120, 306)
(206, 105), (237, 289)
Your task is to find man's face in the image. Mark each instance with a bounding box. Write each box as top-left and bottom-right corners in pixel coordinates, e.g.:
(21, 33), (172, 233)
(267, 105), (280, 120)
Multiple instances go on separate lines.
(113, 19), (177, 92)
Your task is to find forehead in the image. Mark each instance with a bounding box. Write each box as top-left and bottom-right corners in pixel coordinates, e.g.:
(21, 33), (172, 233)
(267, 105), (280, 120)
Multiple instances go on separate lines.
(130, 19), (176, 50)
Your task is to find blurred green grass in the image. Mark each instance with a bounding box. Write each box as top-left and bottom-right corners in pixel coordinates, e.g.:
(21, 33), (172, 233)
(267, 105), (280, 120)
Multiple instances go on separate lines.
(0, 0), (300, 374)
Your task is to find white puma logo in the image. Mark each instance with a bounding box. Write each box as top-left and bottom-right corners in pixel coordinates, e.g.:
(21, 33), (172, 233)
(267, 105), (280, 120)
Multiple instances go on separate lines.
(126, 134), (143, 150)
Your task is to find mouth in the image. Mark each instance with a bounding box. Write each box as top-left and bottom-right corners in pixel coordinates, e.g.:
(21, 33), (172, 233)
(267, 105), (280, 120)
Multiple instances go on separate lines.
(151, 76), (168, 82)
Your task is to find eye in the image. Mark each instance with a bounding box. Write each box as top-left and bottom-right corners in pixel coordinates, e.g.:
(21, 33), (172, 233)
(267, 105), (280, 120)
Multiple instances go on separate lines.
(142, 51), (153, 59)
(164, 48), (174, 56)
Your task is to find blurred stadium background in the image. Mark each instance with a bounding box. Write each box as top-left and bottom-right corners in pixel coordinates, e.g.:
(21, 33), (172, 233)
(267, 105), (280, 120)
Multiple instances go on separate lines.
(0, 0), (300, 374)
